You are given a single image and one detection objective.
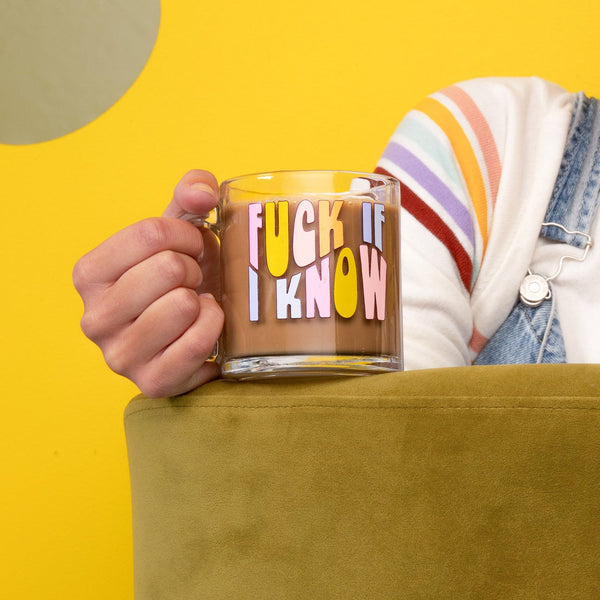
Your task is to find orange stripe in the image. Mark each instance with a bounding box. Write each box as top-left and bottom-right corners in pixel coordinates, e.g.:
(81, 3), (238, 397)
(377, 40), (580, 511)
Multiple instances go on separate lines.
(440, 85), (502, 207)
(416, 96), (489, 248)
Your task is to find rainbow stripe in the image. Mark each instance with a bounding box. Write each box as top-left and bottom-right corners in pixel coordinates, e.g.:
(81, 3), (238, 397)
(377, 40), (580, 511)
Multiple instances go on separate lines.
(376, 84), (502, 292)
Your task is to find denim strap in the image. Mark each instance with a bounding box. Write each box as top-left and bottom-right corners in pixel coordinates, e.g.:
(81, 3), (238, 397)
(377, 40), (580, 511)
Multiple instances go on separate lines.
(541, 94), (600, 246)
(475, 93), (599, 365)
(474, 297), (566, 365)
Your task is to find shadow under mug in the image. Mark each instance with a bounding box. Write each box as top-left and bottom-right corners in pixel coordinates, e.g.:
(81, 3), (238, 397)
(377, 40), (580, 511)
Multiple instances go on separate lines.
(198, 170), (402, 380)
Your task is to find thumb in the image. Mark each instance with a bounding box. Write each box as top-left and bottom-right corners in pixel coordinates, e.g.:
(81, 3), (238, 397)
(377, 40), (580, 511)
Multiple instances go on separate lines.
(162, 169), (219, 218)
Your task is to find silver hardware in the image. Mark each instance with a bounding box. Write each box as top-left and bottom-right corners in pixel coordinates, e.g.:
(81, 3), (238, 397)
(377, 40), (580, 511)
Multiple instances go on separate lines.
(541, 222), (592, 281)
(519, 222), (592, 307)
(519, 273), (551, 307)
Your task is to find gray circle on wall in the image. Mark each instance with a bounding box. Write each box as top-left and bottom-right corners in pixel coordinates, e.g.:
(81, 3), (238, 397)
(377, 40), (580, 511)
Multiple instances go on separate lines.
(0, 0), (161, 145)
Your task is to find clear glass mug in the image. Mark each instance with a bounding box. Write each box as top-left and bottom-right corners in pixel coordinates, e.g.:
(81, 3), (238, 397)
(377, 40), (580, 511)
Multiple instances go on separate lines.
(191, 170), (402, 379)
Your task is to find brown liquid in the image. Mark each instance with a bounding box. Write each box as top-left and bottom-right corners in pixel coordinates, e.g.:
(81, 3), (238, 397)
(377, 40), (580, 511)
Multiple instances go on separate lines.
(220, 198), (401, 358)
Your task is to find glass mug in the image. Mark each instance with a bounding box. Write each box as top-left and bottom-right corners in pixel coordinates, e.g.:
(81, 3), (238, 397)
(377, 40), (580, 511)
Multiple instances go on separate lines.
(187, 170), (402, 379)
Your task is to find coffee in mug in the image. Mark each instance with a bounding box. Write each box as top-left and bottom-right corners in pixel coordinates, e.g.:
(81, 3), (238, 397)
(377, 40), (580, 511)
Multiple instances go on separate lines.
(201, 171), (402, 379)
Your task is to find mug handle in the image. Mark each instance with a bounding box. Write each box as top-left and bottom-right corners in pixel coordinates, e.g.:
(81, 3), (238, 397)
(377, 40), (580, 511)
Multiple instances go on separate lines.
(178, 210), (221, 363)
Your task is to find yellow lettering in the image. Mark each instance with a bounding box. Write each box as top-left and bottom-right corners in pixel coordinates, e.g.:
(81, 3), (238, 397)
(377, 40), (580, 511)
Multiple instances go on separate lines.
(265, 201), (289, 277)
(334, 247), (357, 318)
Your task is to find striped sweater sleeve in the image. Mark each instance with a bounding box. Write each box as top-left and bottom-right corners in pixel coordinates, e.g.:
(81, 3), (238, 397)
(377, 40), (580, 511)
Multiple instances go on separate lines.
(376, 77), (573, 369)
(375, 82), (503, 367)
(376, 84), (502, 293)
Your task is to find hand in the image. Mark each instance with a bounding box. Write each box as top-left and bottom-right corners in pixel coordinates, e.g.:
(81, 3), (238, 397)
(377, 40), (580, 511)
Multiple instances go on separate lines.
(73, 170), (224, 397)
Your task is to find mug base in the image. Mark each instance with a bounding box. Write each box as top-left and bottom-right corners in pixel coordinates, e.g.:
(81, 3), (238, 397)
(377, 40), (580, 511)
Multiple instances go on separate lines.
(221, 354), (403, 380)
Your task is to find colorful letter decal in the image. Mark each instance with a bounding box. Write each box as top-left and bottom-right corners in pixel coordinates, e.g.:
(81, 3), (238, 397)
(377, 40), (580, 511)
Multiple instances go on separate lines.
(373, 203), (385, 252)
(247, 200), (389, 321)
(318, 200), (344, 257)
(360, 245), (387, 320)
(293, 199), (316, 267)
(276, 273), (302, 319)
(305, 257), (331, 318)
(248, 266), (259, 322)
(248, 203), (263, 270)
(334, 247), (358, 318)
(362, 202), (372, 245)
(265, 201), (289, 277)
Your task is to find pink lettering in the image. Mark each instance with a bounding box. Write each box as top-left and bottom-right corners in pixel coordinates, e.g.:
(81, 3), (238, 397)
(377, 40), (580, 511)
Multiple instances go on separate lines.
(248, 203), (263, 269)
(293, 200), (317, 267)
(360, 244), (387, 320)
(305, 257), (331, 318)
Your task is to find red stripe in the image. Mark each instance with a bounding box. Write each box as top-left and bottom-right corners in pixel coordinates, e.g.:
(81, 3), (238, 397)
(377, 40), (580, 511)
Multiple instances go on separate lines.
(375, 166), (473, 290)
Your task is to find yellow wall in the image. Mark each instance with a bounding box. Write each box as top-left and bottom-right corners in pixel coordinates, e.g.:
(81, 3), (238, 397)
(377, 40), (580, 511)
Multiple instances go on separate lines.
(1, 0), (598, 597)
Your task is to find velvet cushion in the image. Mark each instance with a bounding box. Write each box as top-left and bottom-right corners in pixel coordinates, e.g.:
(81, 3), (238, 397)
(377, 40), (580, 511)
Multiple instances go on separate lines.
(125, 364), (600, 599)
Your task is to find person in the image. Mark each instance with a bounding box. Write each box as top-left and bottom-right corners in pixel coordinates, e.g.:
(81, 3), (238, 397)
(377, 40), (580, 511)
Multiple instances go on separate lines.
(73, 76), (600, 397)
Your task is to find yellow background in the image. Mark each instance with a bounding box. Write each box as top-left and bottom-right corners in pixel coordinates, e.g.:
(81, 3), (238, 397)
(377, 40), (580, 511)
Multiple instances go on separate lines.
(1, 0), (598, 597)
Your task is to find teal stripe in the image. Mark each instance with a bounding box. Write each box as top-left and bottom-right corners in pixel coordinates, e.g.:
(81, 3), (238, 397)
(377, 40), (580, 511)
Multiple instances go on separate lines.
(396, 114), (463, 189)
(471, 253), (480, 288)
(397, 112), (482, 284)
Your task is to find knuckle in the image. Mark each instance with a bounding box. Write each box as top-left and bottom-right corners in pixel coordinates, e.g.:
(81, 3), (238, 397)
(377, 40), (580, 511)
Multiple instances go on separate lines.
(80, 309), (103, 342)
(103, 340), (133, 377)
(192, 265), (204, 289)
(72, 255), (93, 292)
(189, 332), (217, 362)
(155, 251), (187, 287)
(201, 298), (225, 329)
(135, 218), (171, 254)
(138, 372), (173, 399)
(135, 361), (182, 398)
(188, 317), (224, 361)
(79, 295), (121, 342)
(169, 287), (200, 322)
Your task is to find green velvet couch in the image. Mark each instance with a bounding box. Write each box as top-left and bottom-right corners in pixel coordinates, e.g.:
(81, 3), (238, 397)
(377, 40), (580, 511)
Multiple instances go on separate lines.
(124, 364), (600, 599)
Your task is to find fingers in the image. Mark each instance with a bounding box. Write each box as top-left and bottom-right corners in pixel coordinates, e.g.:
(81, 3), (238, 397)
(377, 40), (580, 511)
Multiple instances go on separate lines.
(79, 250), (204, 342)
(143, 294), (224, 397)
(73, 168), (224, 398)
(73, 217), (204, 291)
(163, 169), (219, 219)
(111, 294), (225, 398)
(107, 288), (201, 367)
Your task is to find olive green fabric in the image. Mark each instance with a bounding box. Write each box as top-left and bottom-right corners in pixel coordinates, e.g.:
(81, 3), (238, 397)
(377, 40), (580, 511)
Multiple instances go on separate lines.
(124, 364), (600, 599)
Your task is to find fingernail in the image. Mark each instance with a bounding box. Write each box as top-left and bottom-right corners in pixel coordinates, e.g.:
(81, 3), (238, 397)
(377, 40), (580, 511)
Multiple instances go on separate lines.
(190, 182), (217, 197)
(200, 292), (215, 301)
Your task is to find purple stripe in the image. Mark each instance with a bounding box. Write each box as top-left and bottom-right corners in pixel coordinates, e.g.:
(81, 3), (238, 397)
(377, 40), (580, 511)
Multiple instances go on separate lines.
(382, 142), (475, 246)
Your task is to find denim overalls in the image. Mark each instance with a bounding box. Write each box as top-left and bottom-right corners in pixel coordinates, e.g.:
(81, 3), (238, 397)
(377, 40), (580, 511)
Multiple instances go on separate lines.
(475, 93), (600, 365)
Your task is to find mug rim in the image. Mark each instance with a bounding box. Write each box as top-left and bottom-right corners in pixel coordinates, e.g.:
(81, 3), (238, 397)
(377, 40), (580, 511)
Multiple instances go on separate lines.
(220, 169), (399, 195)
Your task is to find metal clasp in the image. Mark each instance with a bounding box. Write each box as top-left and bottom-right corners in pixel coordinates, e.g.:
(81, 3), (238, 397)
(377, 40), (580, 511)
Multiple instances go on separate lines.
(519, 222), (593, 307)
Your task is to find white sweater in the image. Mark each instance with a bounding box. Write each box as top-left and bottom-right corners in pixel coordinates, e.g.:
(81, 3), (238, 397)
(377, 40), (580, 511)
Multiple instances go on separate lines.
(375, 77), (600, 369)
